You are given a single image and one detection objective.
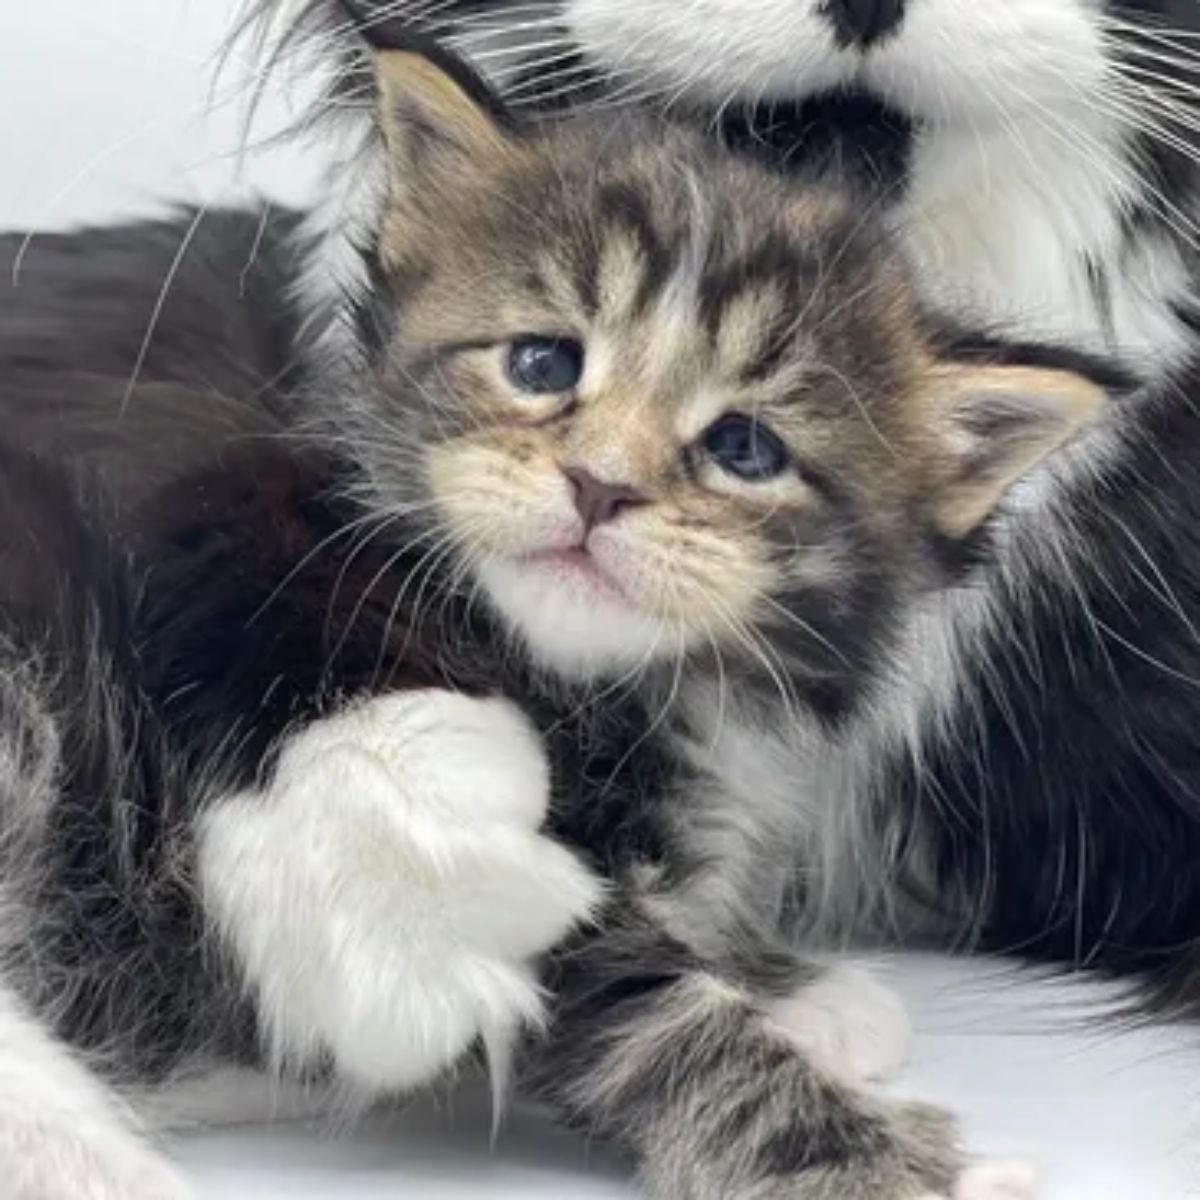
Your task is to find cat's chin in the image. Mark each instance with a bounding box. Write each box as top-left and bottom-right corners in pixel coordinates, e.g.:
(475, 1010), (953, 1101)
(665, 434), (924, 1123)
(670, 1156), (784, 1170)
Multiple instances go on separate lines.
(478, 553), (678, 682)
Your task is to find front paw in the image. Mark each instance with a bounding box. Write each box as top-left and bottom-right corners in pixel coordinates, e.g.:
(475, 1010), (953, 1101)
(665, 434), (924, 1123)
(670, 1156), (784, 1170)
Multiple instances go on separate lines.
(776, 1104), (1035, 1200)
(199, 690), (602, 1094)
(850, 1100), (1036, 1200)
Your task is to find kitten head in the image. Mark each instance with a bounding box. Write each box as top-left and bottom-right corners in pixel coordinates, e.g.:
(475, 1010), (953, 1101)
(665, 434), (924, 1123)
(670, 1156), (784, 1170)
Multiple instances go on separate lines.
(337, 34), (1111, 696)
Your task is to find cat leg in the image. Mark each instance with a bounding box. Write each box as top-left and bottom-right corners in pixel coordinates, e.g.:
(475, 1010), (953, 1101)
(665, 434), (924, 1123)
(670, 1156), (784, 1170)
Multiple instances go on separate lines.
(0, 980), (190, 1200)
(197, 689), (602, 1098)
(528, 896), (1034, 1200)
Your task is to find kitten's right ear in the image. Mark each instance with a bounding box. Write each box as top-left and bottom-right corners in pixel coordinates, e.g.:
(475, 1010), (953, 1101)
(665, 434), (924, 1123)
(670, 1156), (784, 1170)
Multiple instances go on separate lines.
(342, 3), (515, 185)
(921, 363), (1107, 539)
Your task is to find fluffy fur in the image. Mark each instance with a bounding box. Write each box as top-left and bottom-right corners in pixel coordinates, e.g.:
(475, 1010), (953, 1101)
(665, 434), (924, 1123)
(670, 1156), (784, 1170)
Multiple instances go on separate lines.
(0, 30), (1123, 1196)
(198, 691), (600, 1093)
(235, 0), (1200, 1020)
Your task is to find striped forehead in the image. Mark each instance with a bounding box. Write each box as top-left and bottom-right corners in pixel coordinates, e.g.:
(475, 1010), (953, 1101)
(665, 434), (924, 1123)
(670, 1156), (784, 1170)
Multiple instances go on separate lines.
(552, 180), (808, 390)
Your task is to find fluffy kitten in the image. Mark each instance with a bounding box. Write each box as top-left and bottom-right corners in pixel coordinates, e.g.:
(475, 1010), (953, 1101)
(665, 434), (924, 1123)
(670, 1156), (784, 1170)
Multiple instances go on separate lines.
(0, 27), (1116, 1200)
(241, 0), (1200, 1012)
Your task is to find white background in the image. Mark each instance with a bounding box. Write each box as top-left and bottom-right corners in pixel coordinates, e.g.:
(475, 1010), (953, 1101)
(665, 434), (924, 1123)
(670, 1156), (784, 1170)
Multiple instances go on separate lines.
(1, 4), (1198, 1197)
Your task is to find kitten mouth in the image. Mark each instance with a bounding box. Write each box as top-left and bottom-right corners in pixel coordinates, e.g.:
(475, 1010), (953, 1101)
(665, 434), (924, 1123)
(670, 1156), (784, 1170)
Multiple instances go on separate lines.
(524, 546), (631, 606)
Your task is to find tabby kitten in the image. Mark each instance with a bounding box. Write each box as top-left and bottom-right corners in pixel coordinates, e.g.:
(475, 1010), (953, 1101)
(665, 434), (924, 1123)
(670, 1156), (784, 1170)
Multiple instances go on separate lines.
(0, 27), (1116, 1200)
(248, 0), (1200, 1016)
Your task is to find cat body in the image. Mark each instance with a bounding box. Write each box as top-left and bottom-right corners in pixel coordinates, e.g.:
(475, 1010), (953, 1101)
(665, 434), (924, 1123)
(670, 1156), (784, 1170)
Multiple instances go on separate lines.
(241, 0), (1200, 1010)
(0, 31), (1114, 1198)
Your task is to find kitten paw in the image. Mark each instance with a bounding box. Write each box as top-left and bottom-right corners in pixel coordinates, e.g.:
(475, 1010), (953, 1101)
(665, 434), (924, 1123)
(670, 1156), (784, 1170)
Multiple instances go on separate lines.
(754, 1100), (967, 1199)
(765, 961), (911, 1083)
(199, 690), (602, 1095)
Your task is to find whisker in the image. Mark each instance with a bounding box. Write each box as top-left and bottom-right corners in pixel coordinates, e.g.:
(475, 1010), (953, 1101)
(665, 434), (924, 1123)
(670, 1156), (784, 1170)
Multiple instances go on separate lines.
(120, 205), (212, 417)
(245, 508), (397, 628)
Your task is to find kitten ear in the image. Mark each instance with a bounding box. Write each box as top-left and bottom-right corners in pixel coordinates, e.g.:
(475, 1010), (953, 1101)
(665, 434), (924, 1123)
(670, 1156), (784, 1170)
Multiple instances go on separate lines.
(348, 8), (514, 184)
(924, 364), (1107, 538)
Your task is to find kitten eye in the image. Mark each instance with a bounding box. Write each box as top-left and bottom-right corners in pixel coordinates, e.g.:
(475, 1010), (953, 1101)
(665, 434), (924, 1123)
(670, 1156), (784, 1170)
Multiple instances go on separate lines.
(702, 414), (791, 481)
(507, 337), (584, 395)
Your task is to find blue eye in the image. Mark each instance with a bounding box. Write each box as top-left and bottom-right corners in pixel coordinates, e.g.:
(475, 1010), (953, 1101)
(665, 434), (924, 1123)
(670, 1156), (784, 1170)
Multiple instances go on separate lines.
(507, 337), (584, 394)
(703, 414), (791, 481)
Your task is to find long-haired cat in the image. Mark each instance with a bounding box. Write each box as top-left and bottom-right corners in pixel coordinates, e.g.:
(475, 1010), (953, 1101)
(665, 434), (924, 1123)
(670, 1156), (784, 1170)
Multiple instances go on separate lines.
(239, 0), (1200, 1012)
(0, 24), (1119, 1200)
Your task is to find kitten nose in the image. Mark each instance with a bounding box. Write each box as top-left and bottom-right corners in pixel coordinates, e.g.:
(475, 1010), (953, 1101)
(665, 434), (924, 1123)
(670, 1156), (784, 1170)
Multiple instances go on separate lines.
(562, 466), (647, 533)
(826, 0), (905, 47)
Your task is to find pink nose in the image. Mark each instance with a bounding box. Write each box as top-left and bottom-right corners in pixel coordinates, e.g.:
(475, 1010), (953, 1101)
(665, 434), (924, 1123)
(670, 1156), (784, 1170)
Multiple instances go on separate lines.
(562, 466), (648, 533)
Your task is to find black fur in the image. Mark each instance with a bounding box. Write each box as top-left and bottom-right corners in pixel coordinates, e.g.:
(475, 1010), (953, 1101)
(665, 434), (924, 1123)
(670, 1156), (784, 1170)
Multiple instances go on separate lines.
(906, 370), (1200, 1011)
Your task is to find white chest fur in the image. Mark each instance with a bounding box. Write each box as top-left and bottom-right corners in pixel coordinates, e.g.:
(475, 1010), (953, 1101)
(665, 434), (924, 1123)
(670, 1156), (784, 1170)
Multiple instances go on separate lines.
(900, 115), (1194, 373)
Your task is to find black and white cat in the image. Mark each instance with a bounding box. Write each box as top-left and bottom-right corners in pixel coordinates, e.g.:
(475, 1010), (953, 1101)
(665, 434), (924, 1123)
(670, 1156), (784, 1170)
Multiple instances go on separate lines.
(244, 0), (1200, 1006)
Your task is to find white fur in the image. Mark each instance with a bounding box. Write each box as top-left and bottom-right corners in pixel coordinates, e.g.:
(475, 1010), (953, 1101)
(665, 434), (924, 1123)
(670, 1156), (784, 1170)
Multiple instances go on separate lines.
(479, 553), (673, 681)
(0, 982), (190, 1200)
(763, 962), (911, 1084)
(902, 119), (1193, 369)
(565, 0), (1103, 122)
(197, 690), (602, 1097)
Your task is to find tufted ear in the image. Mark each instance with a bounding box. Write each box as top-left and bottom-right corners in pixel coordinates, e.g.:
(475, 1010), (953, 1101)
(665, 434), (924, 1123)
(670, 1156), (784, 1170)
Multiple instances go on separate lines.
(923, 363), (1107, 538)
(346, 6), (515, 186)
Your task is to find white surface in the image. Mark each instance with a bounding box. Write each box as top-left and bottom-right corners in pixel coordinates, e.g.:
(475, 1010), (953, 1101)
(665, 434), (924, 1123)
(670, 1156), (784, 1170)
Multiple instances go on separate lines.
(3, 4), (1199, 1197)
(168, 956), (1200, 1199)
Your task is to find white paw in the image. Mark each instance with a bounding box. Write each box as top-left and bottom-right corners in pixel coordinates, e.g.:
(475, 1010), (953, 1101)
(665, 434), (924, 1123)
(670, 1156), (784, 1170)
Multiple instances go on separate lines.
(198, 690), (602, 1095)
(276, 691), (553, 831)
(4, 1119), (190, 1200)
(953, 1162), (1038, 1200)
(763, 962), (911, 1084)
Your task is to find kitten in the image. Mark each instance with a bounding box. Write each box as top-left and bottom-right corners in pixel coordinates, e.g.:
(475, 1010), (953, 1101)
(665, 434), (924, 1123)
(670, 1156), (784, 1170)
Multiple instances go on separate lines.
(0, 27), (1115, 1200)
(240, 0), (1200, 1012)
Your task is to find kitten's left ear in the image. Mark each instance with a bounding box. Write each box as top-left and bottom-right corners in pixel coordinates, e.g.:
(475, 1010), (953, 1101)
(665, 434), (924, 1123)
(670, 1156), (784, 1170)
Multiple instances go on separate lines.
(345, 5), (515, 185)
(924, 364), (1108, 538)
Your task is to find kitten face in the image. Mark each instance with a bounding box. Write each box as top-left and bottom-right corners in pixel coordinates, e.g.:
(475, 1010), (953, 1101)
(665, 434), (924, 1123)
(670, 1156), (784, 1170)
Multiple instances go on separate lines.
(379, 162), (923, 679)
(339, 43), (1107, 689)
